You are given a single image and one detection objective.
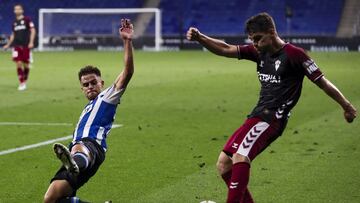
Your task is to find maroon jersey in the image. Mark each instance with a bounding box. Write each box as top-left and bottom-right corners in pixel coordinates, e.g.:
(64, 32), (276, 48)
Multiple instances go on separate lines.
(12, 16), (34, 46)
(237, 43), (323, 123)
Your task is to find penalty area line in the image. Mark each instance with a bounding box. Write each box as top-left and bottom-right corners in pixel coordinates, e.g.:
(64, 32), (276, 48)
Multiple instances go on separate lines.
(0, 124), (123, 156)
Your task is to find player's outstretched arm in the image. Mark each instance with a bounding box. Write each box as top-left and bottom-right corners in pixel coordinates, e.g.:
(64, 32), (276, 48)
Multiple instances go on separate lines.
(186, 27), (238, 58)
(315, 76), (357, 123)
(28, 27), (36, 49)
(114, 19), (134, 91)
(2, 33), (14, 50)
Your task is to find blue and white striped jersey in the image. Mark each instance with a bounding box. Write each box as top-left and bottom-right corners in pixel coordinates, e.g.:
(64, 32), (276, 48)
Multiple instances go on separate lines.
(72, 85), (125, 151)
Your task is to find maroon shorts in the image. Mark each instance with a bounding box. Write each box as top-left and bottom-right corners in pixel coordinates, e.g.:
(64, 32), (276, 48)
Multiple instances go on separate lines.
(223, 117), (286, 161)
(12, 46), (30, 63)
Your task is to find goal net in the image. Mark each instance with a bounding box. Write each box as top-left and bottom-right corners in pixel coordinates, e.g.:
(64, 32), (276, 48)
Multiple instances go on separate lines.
(38, 8), (162, 51)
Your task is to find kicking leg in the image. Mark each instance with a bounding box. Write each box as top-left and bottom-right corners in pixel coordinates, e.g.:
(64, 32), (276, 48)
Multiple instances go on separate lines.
(216, 151), (232, 186)
(227, 154), (251, 203)
(217, 152), (253, 203)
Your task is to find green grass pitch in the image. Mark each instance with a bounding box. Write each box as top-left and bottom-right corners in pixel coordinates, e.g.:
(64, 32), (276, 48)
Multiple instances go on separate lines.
(0, 50), (359, 202)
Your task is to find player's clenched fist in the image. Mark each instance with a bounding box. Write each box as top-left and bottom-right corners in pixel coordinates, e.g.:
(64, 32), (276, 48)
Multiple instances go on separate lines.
(186, 27), (201, 41)
(119, 18), (134, 40)
(344, 103), (357, 123)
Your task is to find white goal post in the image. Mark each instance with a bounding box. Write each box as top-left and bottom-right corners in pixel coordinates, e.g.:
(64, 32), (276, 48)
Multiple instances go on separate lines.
(38, 8), (162, 51)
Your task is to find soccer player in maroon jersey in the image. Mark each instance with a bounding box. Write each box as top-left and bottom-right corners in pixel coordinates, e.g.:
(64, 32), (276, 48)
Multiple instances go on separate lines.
(2, 4), (36, 91)
(187, 13), (357, 203)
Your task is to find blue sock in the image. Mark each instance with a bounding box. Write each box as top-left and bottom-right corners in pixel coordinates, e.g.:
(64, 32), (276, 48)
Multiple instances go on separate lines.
(58, 196), (89, 203)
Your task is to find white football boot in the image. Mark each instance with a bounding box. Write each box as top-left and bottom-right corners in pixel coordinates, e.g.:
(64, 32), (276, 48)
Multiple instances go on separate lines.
(17, 82), (26, 91)
(53, 143), (80, 174)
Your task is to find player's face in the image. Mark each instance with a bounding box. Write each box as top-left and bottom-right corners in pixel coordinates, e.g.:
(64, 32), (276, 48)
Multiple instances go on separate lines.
(248, 32), (273, 53)
(14, 6), (24, 17)
(80, 74), (104, 100)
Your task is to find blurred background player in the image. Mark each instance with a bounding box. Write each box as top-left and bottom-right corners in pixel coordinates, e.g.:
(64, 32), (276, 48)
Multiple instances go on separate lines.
(43, 19), (134, 203)
(2, 3), (36, 91)
(187, 13), (357, 203)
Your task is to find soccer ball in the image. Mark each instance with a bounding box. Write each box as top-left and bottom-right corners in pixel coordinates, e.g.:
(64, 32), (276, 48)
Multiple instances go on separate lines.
(200, 201), (216, 203)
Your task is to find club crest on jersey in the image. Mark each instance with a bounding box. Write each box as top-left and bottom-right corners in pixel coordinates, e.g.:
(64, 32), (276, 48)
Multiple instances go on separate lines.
(84, 104), (93, 113)
(275, 60), (281, 71)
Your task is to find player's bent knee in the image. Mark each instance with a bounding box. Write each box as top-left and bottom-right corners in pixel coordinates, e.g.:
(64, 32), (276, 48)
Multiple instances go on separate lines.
(43, 192), (57, 203)
(232, 153), (250, 164)
(216, 153), (232, 174)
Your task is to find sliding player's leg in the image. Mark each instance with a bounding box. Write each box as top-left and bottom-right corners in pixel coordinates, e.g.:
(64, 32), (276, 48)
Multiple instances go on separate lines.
(45, 139), (105, 202)
(43, 180), (73, 203)
(53, 142), (93, 173)
(44, 180), (89, 203)
(70, 143), (93, 172)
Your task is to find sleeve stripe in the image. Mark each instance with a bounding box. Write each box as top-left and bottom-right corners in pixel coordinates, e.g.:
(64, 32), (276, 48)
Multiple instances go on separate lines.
(313, 74), (324, 82)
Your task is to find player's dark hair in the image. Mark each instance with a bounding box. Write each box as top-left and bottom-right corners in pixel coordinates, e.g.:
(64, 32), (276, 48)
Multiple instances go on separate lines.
(245, 12), (276, 34)
(14, 3), (24, 9)
(78, 65), (101, 80)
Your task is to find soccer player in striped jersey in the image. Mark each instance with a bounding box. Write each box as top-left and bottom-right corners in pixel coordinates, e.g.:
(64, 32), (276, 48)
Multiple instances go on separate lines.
(43, 19), (134, 203)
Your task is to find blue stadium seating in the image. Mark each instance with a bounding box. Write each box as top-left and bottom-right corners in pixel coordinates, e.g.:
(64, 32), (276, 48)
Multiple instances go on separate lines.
(0, 0), (344, 36)
(155, 0), (344, 36)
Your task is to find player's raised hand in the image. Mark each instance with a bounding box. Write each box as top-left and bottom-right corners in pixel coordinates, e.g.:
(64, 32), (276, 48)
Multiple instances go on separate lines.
(2, 44), (10, 50)
(28, 42), (34, 49)
(119, 19), (134, 41)
(186, 27), (201, 41)
(344, 103), (357, 123)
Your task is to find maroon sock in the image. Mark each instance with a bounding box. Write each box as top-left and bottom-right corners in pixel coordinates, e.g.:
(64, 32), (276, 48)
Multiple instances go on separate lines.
(17, 67), (25, 83)
(222, 169), (254, 203)
(222, 170), (232, 187)
(227, 162), (250, 203)
(23, 64), (30, 81)
(243, 188), (254, 203)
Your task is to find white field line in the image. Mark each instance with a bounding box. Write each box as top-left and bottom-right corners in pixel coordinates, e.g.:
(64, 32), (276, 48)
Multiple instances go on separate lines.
(0, 124), (123, 156)
(0, 122), (73, 126)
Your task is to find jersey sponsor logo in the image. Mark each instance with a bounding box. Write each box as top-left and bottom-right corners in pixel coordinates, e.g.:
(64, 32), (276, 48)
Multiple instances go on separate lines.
(21, 20), (24, 25)
(14, 24), (27, 31)
(303, 59), (319, 75)
(275, 60), (281, 71)
(257, 72), (281, 83)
